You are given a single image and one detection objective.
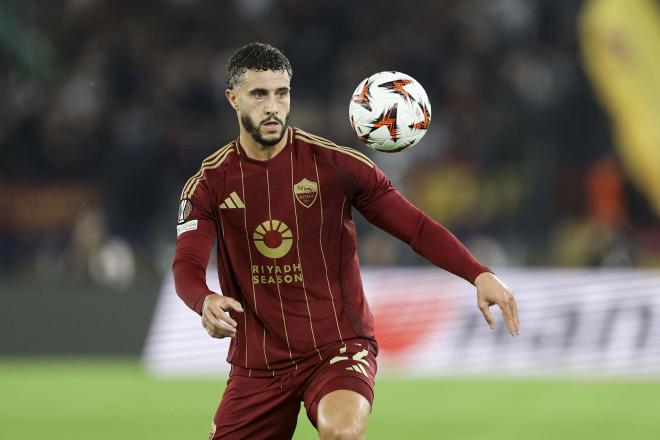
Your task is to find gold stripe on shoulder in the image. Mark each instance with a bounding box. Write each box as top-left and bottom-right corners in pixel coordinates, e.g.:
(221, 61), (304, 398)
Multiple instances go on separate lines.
(181, 143), (235, 199)
(295, 133), (374, 169)
(181, 143), (234, 197)
(295, 129), (374, 166)
(295, 132), (374, 168)
(183, 146), (234, 199)
(185, 145), (235, 199)
(180, 143), (233, 198)
(295, 129), (374, 165)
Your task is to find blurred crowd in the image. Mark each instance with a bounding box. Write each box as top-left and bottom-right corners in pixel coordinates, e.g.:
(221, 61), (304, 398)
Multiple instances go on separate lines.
(2, 0), (659, 290)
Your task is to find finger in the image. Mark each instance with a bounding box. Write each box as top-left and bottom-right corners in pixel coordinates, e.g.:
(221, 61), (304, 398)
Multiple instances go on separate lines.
(213, 320), (237, 337)
(498, 301), (517, 337)
(203, 315), (236, 338)
(209, 328), (236, 339)
(215, 310), (238, 328)
(206, 304), (238, 327)
(478, 301), (495, 329)
(221, 297), (244, 313)
(509, 295), (520, 335)
(203, 312), (237, 334)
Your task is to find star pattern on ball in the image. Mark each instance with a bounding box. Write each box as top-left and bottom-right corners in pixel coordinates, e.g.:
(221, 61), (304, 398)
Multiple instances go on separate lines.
(370, 104), (399, 142)
(351, 80), (373, 111)
(379, 79), (414, 101)
(409, 103), (431, 130)
(349, 71), (431, 151)
(350, 116), (369, 143)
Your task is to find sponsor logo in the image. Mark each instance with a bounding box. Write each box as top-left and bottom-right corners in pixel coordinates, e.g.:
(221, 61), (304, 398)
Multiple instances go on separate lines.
(218, 191), (245, 209)
(252, 264), (303, 284)
(219, 191), (245, 209)
(177, 219), (198, 237)
(253, 220), (293, 259)
(293, 178), (318, 208)
(177, 199), (192, 224)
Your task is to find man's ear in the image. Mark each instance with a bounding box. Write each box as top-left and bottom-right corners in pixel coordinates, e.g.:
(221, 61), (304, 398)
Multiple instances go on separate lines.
(225, 89), (239, 111)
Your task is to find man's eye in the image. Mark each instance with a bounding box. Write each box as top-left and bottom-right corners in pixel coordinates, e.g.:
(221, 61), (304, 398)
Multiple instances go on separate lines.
(278, 90), (288, 97)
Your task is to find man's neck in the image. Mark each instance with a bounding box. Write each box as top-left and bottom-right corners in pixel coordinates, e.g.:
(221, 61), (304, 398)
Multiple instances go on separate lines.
(239, 128), (288, 161)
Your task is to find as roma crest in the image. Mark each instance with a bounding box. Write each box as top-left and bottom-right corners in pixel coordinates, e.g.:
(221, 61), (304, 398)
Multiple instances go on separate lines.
(293, 178), (318, 208)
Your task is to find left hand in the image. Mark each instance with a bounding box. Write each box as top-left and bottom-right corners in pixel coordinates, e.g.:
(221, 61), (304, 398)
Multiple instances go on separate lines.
(201, 293), (244, 339)
(474, 272), (520, 337)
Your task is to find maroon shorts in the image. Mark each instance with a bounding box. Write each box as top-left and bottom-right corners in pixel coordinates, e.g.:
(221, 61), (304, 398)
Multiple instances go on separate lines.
(209, 339), (377, 439)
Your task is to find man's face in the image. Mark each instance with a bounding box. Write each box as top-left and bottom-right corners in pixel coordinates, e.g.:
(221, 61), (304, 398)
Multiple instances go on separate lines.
(227, 69), (291, 146)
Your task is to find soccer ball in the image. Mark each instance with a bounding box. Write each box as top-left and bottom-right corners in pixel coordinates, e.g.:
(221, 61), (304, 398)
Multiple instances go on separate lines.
(349, 71), (431, 153)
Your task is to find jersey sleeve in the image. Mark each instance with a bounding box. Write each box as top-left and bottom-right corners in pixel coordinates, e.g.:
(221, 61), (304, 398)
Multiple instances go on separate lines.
(172, 178), (217, 314)
(351, 163), (491, 284)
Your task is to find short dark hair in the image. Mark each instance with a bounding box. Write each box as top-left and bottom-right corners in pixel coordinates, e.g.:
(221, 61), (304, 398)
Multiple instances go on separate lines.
(226, 42), (293, 89)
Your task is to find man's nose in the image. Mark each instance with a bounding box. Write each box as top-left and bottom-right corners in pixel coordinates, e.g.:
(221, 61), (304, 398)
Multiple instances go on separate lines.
(264, 94), (278, 114)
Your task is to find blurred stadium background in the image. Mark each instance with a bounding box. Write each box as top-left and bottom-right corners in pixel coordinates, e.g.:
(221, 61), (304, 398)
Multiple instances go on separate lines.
(2, 0), (660, 438)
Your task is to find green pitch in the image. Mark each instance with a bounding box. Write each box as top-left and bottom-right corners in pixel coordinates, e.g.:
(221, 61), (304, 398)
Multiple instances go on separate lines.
(1, 359), (659, 439)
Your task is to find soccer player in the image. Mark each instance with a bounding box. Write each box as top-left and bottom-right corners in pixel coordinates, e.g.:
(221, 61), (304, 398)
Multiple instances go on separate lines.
(173, 42), (520, 440)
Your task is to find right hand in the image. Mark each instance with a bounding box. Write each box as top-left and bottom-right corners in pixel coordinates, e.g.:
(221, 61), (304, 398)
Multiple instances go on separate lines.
(474, 272), (520, 337)
(201, 293), (244, 339)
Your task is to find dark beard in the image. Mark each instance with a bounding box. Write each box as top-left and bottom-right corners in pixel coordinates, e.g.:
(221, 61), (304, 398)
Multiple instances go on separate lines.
(241, 113), (290, 147)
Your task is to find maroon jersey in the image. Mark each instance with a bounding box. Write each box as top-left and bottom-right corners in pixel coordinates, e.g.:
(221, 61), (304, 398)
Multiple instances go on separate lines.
(173, 127), (489, 372)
